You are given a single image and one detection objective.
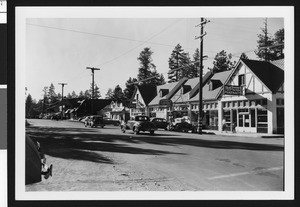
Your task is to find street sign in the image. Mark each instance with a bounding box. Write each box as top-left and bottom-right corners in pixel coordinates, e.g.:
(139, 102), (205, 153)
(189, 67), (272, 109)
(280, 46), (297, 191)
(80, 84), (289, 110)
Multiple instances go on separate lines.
(224, 85), (243, 95)
(159, 99), (172, 106)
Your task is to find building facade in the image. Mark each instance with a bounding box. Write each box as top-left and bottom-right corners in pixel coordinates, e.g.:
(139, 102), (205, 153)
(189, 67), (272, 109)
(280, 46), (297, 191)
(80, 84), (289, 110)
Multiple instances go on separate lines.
(130, 58), (284, 134)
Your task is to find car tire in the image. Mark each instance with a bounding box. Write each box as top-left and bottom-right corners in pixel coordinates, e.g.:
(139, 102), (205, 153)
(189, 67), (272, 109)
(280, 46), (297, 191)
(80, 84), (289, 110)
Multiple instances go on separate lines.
(150, 130), (154, 135)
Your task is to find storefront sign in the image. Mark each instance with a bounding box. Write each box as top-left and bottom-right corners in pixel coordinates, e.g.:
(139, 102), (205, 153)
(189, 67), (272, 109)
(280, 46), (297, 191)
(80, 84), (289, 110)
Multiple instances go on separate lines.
(224, 85), (243, 95)
(159, 99), (172, 106)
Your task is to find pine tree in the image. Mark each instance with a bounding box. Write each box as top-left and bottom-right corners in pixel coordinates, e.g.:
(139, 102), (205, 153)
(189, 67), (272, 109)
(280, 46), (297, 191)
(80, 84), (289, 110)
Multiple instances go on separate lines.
(188, 48), (200, 79)
(136, 47), (164, 86)
(124, 77), (138, 102)
(105, 88), (114, 99)
(25, 94), (33, 118)
(274, 28), (284, 59)
(212, 50), (235, 73)
(168, 44), (190, 82)
(78, 91), (85, 98)
(71, 91), (78, 98)
(240, 52), (249, 59)
(255, 18), (276, 62)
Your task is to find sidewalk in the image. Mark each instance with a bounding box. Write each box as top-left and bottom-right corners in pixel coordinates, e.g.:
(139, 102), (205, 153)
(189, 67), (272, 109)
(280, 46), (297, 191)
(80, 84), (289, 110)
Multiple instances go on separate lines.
(202, 129), (284, 138)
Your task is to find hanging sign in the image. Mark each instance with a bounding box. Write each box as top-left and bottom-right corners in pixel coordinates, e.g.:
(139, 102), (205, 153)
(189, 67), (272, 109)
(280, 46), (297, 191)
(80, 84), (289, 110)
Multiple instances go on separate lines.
(159, 99), (172, 106)
(224, 85), (243, 96)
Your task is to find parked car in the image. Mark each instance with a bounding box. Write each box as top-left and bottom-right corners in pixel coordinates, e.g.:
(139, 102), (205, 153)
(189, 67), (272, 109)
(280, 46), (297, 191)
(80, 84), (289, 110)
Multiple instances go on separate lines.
(103, 117), (120, 126)
(121, 115), (157, 135)
(168, 117), (196, 133)
(84, 115), (105, 128)
(151, 118), (169, 130)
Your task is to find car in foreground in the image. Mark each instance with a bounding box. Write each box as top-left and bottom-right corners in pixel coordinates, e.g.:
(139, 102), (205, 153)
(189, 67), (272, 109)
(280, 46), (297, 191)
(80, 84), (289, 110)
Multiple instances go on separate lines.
(84, 115), (105, 128)
(121, 115), (157, 135)
(151, 117), (169, 130)
(103, 117), (120, 126)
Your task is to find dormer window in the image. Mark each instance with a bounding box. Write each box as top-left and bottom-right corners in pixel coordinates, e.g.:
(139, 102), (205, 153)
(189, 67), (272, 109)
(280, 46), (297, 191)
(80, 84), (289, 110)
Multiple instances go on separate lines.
(208, 82), (213, 91)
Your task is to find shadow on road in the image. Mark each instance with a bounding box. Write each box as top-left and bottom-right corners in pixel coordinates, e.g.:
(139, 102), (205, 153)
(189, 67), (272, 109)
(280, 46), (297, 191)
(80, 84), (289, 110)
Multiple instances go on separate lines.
(26, 125), (283, 164)
(26, 126), (184, 164)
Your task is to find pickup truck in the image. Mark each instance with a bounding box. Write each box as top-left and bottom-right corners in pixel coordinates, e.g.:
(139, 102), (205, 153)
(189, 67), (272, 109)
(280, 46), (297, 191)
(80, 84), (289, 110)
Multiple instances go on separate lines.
(121, 115), (157, 135)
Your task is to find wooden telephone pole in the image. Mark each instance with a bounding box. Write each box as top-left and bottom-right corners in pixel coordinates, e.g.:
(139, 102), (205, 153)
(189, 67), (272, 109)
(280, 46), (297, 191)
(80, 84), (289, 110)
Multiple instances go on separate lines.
(58, 83), (67, 119)
(86, 67), (100, 114)
(195, 18), (209, 134)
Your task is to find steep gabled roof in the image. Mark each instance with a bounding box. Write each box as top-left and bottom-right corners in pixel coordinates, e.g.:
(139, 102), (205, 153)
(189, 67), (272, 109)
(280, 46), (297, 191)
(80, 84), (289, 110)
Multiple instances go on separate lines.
(136, 85), (157, 106)
(241, 59), (284, 93)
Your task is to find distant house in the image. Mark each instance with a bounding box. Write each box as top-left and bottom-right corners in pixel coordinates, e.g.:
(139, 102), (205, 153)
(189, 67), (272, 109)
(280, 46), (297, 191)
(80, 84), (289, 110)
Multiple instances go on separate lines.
(102, 101), (130, 121)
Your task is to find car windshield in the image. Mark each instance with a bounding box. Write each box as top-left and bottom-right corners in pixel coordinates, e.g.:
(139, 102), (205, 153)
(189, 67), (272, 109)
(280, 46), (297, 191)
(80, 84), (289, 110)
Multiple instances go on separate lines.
(135, 116), (150, 121)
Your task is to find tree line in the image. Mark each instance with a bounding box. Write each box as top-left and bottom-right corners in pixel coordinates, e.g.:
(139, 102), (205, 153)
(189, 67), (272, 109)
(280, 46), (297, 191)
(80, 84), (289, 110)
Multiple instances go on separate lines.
(26, 20), (284, 118)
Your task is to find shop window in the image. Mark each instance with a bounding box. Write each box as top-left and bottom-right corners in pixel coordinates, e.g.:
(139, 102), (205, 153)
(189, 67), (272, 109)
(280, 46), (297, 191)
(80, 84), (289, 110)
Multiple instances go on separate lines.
(238, 74), (245, 86)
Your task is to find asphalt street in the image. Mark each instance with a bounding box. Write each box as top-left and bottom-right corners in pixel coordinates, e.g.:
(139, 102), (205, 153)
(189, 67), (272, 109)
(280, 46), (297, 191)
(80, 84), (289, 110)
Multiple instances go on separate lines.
(25, 119), (284, 191)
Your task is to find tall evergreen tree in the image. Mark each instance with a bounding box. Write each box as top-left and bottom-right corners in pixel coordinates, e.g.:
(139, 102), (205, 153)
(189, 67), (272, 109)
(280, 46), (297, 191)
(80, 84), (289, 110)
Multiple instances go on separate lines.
(136, 47), (164, 86)
(255, 18), (276, 62)
(112, 85), (126, 102)
(187, 48), (200, 79)
(273, 28), (284, 59)
(212, 50), (235, 73)
(168, 44), (190, 82)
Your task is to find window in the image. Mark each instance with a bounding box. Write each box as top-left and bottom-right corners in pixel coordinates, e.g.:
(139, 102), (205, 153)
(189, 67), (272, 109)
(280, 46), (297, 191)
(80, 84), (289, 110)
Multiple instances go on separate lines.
(238, 74), (245, 86)
(276, 99), (284, 106)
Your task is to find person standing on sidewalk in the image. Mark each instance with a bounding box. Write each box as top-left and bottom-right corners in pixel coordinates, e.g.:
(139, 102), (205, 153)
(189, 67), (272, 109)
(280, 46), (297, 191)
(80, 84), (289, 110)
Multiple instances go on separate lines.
(222, 119), (227, 133)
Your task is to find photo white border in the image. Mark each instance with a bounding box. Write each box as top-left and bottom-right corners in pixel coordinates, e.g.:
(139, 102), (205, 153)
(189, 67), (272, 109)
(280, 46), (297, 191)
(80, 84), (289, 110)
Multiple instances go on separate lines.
(16, 6), (294, 200)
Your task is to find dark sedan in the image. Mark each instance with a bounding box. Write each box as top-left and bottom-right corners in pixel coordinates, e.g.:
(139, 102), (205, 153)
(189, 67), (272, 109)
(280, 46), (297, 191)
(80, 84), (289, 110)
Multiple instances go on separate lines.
(168, 122), (197, 133)
(151, 118), (169, 130)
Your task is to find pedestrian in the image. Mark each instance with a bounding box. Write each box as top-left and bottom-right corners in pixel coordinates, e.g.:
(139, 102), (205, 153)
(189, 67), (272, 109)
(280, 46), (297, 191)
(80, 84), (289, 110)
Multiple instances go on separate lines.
(222, 119), (227, 132)
(232, 122), (236, 133)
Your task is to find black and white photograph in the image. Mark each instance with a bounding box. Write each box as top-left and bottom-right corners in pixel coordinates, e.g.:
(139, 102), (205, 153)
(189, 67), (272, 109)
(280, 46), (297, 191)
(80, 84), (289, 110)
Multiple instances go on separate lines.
(14, 6), (294, 201)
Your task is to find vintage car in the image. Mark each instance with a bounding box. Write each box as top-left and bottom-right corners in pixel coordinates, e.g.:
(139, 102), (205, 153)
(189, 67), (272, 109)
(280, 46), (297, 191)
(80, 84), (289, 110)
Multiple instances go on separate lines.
(150, 117), (169, 130)
(121, 115), (157, 135)
(167, 117), (196, 133)
(84, 115), (105, 128)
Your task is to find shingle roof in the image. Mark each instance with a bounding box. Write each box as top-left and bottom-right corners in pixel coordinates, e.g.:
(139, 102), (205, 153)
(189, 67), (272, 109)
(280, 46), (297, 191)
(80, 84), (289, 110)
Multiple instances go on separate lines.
(189, 70), (232, 102)
(189, 71), (214, 99)
(165, 77), (188, 100)
(148, 82), (178, 106)
(241, 59), (284, 93)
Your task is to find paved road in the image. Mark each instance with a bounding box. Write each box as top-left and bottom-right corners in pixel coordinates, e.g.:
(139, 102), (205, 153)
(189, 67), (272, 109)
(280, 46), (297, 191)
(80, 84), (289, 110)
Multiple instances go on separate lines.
(25, 119), (284, 191)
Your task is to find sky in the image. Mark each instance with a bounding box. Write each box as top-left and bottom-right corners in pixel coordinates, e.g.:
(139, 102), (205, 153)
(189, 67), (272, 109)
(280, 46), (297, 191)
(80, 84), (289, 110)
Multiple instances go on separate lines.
(25, 17), (284, 101)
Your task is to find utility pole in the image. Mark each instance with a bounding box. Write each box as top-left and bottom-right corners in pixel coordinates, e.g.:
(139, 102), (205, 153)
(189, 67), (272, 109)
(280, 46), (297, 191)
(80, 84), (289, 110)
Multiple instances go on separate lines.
(86, 67), (100, 114)
(58, 83), (67, 119)
(195, 18), (209, 134)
